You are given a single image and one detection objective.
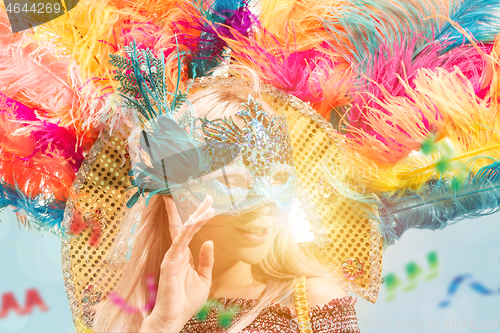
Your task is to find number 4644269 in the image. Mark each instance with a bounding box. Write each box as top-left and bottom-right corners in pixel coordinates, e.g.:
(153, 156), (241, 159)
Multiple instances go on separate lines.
(444, 319), (498, 330)
(6, 2), (61, 14)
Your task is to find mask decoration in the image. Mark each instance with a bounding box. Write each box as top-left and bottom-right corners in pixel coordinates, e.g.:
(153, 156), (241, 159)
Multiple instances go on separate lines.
(180, 96), (296, 216)
(116, 42), (295, 215)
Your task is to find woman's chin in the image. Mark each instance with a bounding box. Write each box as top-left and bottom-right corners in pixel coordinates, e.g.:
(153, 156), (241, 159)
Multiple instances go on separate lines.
(238, 254), (268, 265)
(206, 231), (275, 265)
(230, 243), (274, 265)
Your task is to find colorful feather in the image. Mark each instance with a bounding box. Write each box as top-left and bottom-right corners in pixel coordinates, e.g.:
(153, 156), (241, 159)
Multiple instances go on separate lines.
(323, 0), (440, 67)
(0, 115), (75, 202)
(329, 66), (500, 197)
(323, 0), (500, 68)
(223, 29), (352, 117)
(348, 37), (492, 144)
(0, 92), (85, 172)
(344, 62), (497, 162)
(0, 180), (66, 232)
(260, 0), (342, 51)
(433, 0), (500, 50)
(378, 161), (500, 246)
(0, 10), (118, 139)
(177, 0), (255, 78)
(31, 0), (184, 93)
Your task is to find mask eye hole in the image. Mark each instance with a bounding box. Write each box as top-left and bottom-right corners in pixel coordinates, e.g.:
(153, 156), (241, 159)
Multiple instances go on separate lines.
(270, 170), (291, 187)
(215, 173), (249, 189)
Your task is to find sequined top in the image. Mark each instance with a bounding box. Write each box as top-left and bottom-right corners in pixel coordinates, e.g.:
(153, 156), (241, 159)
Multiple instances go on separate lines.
(179, 296), (360, 333)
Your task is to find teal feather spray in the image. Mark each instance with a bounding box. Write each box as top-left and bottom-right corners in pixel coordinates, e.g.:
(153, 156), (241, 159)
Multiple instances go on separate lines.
(110, 41), (239, 207)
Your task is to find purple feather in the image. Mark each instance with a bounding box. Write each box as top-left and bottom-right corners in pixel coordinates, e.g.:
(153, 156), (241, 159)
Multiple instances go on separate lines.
(176, 0), (256, 77)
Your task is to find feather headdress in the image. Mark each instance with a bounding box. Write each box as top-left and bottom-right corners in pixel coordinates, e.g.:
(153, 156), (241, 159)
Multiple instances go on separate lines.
(1, 0), (500, 323)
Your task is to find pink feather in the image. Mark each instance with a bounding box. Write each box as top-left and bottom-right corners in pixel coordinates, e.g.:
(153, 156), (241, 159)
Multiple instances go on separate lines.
(347, 34), (493, 163)
(0, 11), (114, 144)
(224, 30), (353, 117)
(0, 92), (85, 172)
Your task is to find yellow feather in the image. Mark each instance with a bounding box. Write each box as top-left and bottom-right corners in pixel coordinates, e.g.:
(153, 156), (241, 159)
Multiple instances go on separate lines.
(31, 0), (184, 94)
(260, 0), (343, 51)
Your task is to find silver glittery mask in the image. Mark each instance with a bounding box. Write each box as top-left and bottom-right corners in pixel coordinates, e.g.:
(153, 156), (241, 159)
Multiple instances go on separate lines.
(177, 96), (296, 216)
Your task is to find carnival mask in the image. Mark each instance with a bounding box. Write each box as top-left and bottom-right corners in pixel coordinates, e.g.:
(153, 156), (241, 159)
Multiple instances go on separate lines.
(179, 97), (296, 216)
(129, 96), (296, 216)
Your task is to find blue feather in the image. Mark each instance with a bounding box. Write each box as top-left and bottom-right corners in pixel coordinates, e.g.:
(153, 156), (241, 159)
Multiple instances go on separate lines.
(378, 161), (500, 246)
(323, 0), (436, 67)
(0, 181), (66, 233)
(435, 0), (500, 49)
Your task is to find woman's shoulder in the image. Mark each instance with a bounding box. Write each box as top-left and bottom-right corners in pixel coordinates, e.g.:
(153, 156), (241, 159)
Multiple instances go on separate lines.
(304, 277), (349, 308)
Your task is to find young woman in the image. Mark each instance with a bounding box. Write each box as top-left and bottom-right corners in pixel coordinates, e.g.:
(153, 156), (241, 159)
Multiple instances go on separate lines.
(92, 82), (361, 332)
(2, 0), (499, 332)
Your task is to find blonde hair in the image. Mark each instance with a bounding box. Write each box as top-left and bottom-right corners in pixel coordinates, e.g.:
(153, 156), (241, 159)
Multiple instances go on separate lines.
(94, 72), (337, 332)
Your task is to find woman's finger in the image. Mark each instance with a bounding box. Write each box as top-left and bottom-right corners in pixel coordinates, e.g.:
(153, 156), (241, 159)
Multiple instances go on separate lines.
(197, 240), (214, 282)
(164, 196), (182, 240)
(162, 247), (188, 277)
(193, 206), (214, 224)
(166, 217), (209, 260)
(191, 195), (213, 220)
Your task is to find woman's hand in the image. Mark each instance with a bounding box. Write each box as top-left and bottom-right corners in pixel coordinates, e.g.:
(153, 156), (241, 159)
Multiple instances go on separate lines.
(140, 195), (215, 333)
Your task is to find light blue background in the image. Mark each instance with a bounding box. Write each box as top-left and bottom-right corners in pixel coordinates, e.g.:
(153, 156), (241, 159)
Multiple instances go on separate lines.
(357, 213), (500, 332)
(0, 208), (74, 333)
(0, 207), (499, 332)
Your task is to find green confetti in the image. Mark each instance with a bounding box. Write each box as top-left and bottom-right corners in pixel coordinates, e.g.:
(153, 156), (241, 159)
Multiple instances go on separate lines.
(195, 300), (240, 327)
(384, 273), (401, 291)
(435, 158), (451, 175)
(218, 312), (234, 328)
(427, 251), (438, 268)
(406, 262), (422, 280)
(195, 301), (215, 321)
(424, 251), (440, 281)
(195, 308), (210, 321)
(421, 134), (438, 155)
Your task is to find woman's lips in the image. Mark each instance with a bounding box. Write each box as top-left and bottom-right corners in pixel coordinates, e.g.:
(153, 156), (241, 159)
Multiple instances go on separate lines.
(235, 226), (271, 243)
